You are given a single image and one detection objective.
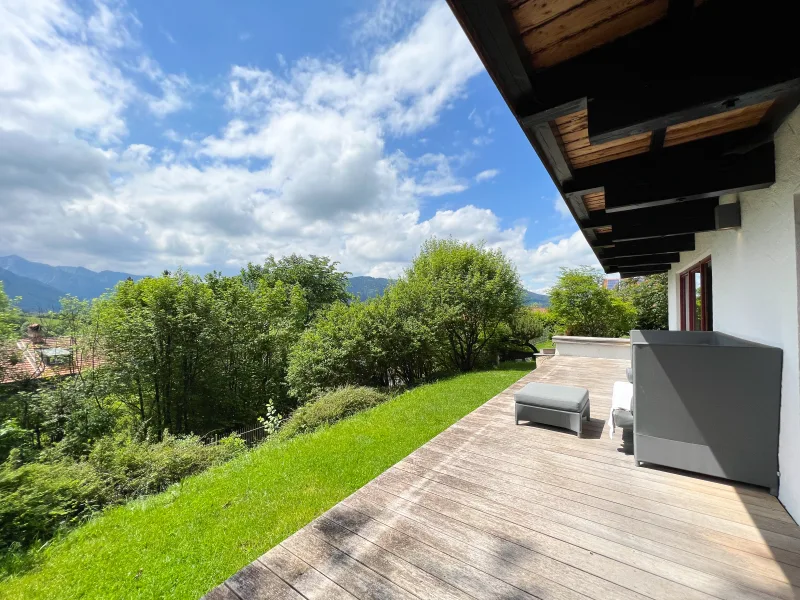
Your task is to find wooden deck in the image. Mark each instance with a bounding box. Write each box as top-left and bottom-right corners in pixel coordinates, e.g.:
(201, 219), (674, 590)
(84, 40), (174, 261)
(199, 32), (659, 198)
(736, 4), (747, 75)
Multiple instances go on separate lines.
(203, 356), (800, 600)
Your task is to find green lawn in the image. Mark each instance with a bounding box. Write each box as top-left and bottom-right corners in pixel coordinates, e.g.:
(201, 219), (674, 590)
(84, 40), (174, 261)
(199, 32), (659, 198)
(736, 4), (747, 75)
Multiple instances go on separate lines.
(0, 363), (531, 600)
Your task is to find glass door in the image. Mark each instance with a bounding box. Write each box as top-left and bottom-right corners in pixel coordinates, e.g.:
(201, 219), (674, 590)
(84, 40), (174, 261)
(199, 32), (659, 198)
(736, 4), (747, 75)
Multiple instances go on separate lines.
(680, 258), (712, 331)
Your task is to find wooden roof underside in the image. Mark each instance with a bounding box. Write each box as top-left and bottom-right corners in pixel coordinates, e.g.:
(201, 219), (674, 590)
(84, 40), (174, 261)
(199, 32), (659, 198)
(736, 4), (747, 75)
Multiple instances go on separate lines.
(447, 0), (800, 276)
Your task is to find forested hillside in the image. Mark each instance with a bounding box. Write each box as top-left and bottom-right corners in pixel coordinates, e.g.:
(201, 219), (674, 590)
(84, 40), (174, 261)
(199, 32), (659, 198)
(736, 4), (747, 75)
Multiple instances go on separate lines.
(1, 256), (550, 310)
(0, 242), (547, 569)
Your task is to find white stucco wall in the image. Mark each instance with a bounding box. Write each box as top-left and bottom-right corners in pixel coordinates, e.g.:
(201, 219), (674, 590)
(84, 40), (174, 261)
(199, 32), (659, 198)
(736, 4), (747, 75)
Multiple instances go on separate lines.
(666, 107), (800, 517)
(552, 336), (631, 360)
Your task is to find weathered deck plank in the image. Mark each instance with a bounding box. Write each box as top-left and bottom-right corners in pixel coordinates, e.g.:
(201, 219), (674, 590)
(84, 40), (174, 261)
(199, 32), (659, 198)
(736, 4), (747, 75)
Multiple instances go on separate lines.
(202, 356), (800, 600)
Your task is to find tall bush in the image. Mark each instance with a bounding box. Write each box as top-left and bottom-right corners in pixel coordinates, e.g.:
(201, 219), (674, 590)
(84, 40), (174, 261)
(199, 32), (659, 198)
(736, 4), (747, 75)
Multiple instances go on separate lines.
(279, 386), (389, 439)
(403, 239), (523, 371)
(549, 267), (636, 337)
(616, 273), (668, 330)
(0, 432), (243, 549)
(241, 254), (349, 319)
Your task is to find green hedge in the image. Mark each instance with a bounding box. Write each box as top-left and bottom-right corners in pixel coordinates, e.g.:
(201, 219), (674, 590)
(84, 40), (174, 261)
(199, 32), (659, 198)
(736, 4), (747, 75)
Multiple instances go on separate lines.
(279, 386), (389, 439)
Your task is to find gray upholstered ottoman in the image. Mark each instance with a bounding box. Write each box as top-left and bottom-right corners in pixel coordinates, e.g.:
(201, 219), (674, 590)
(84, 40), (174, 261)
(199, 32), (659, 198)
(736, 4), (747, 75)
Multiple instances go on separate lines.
(514, 382), (591, 437)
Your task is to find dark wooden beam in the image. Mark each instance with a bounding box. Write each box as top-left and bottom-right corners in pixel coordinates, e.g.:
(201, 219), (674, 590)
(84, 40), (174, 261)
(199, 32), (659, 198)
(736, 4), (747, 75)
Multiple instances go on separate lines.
(564, 131), (775, 212)
(517, 0), (800, 144)
(604, 141), (775, 212)
(579, 213), (612, 231)
(591, 232), (615, 248)
(620, 266), (671, 278)
(608, 198), (718, 242)
(533, 122), (573, 183)
(445, 0), (574, 187)
(589, 80), (800, 146)
(582, 198), (718, 232)
(603, 253), (681, 270)
(649, 128), (666, 154)
(597, 235), (695, 259)
(613, 218), (716, 243)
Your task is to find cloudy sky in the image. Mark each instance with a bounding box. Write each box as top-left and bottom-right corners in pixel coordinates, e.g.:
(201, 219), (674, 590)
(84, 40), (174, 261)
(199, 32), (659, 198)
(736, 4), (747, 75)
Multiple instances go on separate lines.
(0, 0), (599, 291)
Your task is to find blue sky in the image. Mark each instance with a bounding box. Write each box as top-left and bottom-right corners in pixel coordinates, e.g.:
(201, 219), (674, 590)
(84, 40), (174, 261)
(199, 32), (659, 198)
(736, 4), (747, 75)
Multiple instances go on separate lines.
(0, 0), (598, 290)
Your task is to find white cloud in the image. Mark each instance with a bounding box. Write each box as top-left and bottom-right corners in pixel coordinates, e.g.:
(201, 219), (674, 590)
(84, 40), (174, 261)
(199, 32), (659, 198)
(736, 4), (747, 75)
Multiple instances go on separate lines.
(475, 169), (499, 182)
(163, 129), (181, 142)
(162, 29), (177, 45)
(136, 56), (191, 117)
(349, 0), (430, 45)
(0, 0), (596, 289)
(468, 108), (484, 129)
(0, 0), (133, 142)
(554, 195), (573, 218)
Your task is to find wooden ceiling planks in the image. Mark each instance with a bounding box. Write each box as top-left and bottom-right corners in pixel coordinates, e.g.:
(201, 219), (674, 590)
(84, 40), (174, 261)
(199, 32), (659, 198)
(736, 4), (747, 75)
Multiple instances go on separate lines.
(512, 0), (668, 69)
(664, 100), (774, 147)
(555, 99), (772, 170)
(555, 110), (651, 168)
(509, 0), (587, 33)
(447, 0), (796, 272)
(583, 191), (605, 211)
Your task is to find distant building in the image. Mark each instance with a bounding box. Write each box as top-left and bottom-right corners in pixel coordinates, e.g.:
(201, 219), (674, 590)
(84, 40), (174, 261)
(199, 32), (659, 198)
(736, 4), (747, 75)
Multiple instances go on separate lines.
(0, 329), (101, 385)
(603, 278), (620, 290)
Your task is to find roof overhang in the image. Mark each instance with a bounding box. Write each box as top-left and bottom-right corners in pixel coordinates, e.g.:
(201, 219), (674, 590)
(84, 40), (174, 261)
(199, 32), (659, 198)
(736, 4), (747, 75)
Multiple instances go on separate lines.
(446, 0), (800, 277)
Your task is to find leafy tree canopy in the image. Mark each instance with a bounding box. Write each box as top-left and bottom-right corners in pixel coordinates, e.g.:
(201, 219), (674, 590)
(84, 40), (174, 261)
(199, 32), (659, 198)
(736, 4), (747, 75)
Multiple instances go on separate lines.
(549, 266), (636, 338)
(616, 273), (669, 330)
(0, 282), (21, 340)
(242, 254), (350, 318)
(404, 238), (523, 371)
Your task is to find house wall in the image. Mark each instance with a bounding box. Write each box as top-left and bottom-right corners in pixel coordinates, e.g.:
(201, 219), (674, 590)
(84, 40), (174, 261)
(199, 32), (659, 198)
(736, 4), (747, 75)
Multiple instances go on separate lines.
(666, 107), (800, 518)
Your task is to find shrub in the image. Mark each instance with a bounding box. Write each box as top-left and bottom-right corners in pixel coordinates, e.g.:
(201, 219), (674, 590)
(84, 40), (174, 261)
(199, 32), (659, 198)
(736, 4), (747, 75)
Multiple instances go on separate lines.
(403, 239), (523, 371)
(549, 267), (637, 337)
(88, 432), (243, 498)
(0, 455), (110, 549)
(0, 432), (244, 550)
(287, 302), (378, 401)
(286, 296), (440, 402)
(616, 273), (668, 330)
(279, 386), (389, 439)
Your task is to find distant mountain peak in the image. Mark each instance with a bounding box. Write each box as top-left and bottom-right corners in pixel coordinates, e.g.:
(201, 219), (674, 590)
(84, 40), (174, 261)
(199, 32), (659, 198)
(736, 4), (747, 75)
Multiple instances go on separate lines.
(2, 256), (550, 312)
(0, 255), (144, 312)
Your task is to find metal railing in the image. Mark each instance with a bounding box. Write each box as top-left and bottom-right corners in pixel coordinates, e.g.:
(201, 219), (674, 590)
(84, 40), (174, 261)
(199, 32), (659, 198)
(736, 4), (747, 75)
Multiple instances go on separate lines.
(204, 419), (286, 448)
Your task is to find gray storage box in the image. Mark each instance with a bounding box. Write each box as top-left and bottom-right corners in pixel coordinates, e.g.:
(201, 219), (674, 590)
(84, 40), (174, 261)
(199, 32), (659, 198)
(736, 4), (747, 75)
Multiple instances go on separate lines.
(631, 330), (782, 492)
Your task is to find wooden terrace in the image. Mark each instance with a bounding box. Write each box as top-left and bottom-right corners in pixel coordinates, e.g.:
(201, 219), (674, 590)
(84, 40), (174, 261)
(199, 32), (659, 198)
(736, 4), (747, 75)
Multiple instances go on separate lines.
(204, 356), (800, 600)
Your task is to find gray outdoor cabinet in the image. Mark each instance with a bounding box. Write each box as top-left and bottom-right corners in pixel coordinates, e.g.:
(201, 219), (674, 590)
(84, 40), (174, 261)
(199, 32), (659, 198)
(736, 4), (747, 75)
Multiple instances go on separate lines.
(630, 330), (783, 493)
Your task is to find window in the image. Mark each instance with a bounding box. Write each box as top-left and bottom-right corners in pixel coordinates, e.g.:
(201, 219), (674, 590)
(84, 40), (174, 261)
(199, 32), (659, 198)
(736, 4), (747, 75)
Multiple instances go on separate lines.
(680, 258), (713, 331)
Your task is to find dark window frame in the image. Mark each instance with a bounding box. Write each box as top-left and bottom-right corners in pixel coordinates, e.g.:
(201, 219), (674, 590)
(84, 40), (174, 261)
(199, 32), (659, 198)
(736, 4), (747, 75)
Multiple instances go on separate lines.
(679, 257), (713, 331)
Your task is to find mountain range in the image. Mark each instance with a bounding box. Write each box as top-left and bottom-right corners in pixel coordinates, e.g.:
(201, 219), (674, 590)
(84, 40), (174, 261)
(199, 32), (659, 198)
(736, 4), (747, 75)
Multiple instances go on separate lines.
(1, 255), (548, 312)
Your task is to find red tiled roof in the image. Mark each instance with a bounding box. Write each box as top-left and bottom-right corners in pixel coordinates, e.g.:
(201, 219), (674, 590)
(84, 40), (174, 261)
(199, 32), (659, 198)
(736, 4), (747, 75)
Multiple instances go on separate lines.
(0, 337), (103, 384)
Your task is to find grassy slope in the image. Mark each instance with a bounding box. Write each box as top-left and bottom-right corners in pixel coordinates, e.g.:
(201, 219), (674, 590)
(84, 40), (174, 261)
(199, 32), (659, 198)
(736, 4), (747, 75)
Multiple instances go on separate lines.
(0, 363), (531, 600)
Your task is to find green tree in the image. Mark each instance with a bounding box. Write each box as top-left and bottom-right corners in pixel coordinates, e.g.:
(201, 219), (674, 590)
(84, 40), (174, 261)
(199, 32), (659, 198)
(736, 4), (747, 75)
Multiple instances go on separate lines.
(403, 239), (523, 371)
(242, 254), (349, 318)
(94, 269), (309, 435)
(287, 278), (444, 402)
(287, 301), (380, 402)
(0, 282), (23, 385)
(616, 273), (668, 330)
(549, 267), (636, 337)
(499, 308), (547, 353)
(0, 282), (20, 340)
(58, 295), (90, 345)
